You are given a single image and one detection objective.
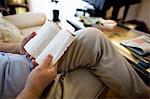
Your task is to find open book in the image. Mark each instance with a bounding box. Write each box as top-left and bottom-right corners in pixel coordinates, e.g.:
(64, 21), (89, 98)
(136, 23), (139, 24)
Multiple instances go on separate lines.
(120, 35), (150, 56)
(24, 20), (75, 65)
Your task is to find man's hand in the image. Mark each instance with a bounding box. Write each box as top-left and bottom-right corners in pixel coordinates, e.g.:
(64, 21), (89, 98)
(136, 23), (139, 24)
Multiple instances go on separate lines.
(20, 32), (38, 66)
(20, 32), (36, 54)
(17, 54), (57, 99)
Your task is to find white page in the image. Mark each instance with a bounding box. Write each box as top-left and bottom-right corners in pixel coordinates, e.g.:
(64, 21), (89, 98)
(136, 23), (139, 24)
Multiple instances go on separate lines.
(24, 20), (60, 58)
(35, 30), (75, 65)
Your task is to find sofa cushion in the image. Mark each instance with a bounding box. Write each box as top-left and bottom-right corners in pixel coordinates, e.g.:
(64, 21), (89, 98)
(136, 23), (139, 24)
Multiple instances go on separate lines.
(21, 26), (41, 37)
(0, 17), (23, 43)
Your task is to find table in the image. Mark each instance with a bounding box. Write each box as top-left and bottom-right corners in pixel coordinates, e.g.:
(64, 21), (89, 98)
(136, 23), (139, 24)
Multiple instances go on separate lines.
(94, 25), (150, 86)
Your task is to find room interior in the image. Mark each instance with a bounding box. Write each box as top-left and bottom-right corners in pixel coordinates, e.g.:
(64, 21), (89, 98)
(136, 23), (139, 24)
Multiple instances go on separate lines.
(0, 0), (150, 98)
(0, 0), (150, 31)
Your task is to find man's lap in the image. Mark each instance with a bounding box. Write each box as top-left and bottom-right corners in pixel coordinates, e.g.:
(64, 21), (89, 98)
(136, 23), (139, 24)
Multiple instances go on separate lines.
(45, 69), (106, 99)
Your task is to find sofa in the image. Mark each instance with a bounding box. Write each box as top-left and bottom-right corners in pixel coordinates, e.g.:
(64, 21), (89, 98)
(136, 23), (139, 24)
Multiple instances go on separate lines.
(0, 12), (46, 43)
(3, 12), (46, 36)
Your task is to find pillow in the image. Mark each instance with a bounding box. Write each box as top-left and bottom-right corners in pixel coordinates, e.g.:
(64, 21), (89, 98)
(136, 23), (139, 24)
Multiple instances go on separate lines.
(0, 17), (23, 43)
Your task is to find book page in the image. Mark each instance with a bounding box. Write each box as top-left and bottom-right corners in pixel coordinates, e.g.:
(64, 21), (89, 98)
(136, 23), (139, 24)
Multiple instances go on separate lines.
(24, 20), (60, 58)
(35, 30), (75, 65)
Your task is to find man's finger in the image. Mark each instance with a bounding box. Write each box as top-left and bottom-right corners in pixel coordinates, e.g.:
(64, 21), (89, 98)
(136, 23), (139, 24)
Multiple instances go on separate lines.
(40, 54), (53, 68)
(25, 32), (36, 43)
(20, 32), (36, 54)
(32, 59), (38, 66)
(48, 64), (58, 77)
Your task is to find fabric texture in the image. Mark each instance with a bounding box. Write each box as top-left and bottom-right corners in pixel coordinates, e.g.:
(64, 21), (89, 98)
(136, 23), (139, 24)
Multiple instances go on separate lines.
(0, 28), (147, 99)
(0, 52), (33, 99)
(20, 26), (41, 37)
(45, 28), (147, 99)
(0, 17), (22, 43)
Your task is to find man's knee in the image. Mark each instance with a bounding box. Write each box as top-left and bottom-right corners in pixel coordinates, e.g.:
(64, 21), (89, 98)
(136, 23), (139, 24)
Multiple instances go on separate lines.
(75, 27), (104, 40)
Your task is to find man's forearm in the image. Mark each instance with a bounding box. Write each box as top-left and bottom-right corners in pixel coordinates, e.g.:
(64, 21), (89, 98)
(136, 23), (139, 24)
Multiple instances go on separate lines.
(0, 42), (20, 53)
(16, 89), (40, 99)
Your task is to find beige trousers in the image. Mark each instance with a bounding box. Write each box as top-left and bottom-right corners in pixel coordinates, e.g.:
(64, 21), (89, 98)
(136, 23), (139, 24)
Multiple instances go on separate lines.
(45, 28), (147, 99)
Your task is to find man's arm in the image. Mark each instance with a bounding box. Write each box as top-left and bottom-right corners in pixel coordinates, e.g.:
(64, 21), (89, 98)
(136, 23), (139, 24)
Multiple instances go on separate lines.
(16, 54), (57, 99)
(0, 32), (36, 54)
(0, 42), (21, 53)
(16, 90), (39, 99)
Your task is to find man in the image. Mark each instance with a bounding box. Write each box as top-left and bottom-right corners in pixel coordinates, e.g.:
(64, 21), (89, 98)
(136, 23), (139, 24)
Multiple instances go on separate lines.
(16, 54), (58, 99)
(0, 28), (149, 99)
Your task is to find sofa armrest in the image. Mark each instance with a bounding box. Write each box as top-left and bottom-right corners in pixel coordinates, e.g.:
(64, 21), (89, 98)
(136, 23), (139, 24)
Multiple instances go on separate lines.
(3, 12), (46, 29)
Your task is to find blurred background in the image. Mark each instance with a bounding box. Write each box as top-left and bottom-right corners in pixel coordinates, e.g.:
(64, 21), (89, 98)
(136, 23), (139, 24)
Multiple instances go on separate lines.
(0, 0), (150, 32)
